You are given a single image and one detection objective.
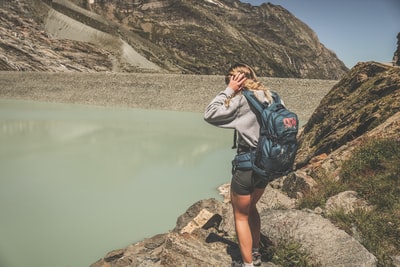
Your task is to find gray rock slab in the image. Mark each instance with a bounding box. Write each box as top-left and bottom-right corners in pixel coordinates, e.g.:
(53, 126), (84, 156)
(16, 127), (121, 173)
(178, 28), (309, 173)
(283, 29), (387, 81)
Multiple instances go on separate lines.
(260, 209), (377, 267)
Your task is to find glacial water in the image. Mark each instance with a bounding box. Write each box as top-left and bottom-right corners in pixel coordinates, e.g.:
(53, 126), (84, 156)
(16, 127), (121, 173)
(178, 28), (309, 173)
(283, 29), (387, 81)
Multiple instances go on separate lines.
(0, 99), (234, 267)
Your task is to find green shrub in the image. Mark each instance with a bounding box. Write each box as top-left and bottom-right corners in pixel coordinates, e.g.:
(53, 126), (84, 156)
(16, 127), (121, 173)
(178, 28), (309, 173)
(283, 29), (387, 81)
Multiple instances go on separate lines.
(336, 138), (400, 266)
(268, 241), (317, 267)
(341, 138), (400, 211)
(259, 234), (317, 266)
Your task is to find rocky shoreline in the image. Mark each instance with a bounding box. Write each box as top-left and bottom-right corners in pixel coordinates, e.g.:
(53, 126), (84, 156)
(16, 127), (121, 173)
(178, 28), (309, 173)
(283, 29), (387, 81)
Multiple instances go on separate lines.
(0, 71), (338, 123)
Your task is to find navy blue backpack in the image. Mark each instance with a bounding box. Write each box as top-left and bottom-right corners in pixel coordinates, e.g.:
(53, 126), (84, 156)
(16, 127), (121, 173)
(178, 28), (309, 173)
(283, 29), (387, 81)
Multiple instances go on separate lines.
(235, 90), (299, 180)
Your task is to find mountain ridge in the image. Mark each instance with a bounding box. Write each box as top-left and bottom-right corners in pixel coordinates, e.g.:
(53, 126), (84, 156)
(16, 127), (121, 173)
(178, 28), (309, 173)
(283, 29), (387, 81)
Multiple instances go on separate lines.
(1, 0), (348, 79)
(82, 0), (348, 78)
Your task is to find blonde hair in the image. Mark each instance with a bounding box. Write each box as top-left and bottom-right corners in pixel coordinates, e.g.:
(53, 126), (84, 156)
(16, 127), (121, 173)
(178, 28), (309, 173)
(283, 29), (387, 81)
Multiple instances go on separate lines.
(224, 63), (272, 106)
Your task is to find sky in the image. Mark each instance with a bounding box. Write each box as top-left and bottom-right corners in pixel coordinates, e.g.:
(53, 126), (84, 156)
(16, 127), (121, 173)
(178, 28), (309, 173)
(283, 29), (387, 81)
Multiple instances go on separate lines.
(240, 0), (400, 68)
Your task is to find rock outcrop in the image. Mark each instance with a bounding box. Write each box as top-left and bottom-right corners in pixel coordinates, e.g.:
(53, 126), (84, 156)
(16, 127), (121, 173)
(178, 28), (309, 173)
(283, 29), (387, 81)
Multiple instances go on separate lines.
(394, 32), (400, 66)
(261, 209), (377, 266)
(90, 188), (378, 267)
(295, 61), (400, 167)
(91, 62), (399, 267)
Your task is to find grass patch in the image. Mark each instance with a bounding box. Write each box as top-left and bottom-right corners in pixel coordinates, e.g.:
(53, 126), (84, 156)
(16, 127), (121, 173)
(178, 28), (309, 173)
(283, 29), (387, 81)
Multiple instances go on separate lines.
(271, 241), (318, 267)
(260, 237), (318, 267)
(341, 138), (400, 211)
(298, 138), (400, 266)
(329, 208), (400, 266)
(297, 171), (347, 209)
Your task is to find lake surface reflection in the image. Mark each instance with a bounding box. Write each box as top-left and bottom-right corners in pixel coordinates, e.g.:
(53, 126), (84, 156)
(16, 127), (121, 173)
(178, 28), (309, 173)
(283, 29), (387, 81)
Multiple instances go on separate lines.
(0, 99), (233, 267)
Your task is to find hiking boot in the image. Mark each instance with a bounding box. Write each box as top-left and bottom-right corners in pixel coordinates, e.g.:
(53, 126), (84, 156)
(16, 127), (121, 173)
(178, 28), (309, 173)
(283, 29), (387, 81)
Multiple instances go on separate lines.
(252, 251), (261, 266)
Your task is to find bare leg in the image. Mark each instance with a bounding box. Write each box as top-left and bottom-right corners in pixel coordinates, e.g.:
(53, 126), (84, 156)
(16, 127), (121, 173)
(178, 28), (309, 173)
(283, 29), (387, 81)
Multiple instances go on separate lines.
(249, 188), (265, 250)
(231, 187), (266, 264)
(231, 191), (253, 264)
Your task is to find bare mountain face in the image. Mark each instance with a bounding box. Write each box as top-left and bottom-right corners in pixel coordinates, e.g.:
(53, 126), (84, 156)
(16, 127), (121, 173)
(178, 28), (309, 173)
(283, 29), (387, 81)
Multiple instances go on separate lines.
(394, 32), (400, 66)
(0, 0), (113, 72)
(76, 0), (348, 78)
(0, 0), (348, 78)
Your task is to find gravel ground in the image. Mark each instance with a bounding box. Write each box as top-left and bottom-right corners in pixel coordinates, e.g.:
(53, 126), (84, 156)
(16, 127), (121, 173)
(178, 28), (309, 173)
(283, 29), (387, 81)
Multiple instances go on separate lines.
(0, 71), (338, 122)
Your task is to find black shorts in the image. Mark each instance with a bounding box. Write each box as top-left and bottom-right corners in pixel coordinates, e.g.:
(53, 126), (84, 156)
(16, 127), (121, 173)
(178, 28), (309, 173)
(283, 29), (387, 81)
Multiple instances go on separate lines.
(230, 168), (269, 195)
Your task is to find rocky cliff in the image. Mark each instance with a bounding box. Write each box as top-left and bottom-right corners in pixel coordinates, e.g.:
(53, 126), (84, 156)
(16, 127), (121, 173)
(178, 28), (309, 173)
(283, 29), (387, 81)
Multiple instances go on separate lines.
(394, 32), (400, 66)
(91, 62), (400, 266)
(0, 0), (348, 78)
(296, 61), (400, 166)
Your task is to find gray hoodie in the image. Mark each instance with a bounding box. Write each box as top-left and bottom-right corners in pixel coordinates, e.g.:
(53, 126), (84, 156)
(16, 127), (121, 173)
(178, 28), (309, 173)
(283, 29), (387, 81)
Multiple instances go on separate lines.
(204, 87), (272, 148)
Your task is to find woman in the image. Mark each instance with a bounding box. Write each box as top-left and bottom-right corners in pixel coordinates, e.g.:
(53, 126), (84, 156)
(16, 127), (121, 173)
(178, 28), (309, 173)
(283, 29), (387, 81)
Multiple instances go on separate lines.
(204, 63), (274, 267)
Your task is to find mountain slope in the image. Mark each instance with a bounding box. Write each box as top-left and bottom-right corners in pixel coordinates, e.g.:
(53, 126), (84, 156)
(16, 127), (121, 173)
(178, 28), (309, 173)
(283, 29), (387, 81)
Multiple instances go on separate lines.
(0, 0), (348, 78)
(83, 0), (347, 78)
(0, 0), (113, 72)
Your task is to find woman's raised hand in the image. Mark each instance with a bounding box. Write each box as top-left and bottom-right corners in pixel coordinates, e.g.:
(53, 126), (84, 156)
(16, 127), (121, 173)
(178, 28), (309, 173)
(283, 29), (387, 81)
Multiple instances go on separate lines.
(228, 73), (247, 92)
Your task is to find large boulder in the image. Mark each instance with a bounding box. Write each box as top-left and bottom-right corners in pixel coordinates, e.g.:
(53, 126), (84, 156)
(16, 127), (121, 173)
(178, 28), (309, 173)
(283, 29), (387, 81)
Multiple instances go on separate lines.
(260, 209), (377, 266)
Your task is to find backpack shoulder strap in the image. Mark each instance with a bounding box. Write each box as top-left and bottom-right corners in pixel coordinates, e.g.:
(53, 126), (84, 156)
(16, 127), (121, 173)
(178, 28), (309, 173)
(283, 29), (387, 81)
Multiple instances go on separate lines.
(242, 89), (265, 114)
(270, 91), (281, 104)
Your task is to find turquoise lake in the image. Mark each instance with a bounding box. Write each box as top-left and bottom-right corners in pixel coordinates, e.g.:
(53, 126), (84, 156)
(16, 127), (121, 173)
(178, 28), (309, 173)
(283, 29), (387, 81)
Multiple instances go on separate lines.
(0, 99), (234, 267)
